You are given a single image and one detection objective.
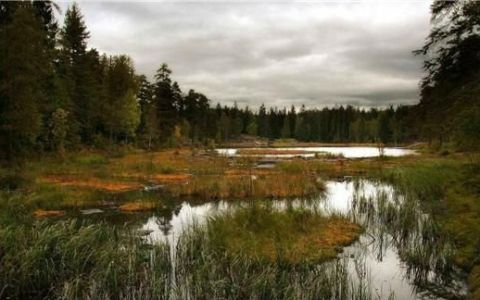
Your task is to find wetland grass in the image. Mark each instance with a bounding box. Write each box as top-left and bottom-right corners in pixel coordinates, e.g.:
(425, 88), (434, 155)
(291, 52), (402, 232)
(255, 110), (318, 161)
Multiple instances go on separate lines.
(173, 207), (371, 300)
(1, 148), (477, 298)
(0, 219), (171, 299)
(168, 173), (325, 200)
(0, 192), (374, 300)
(201, 204), (362, 264)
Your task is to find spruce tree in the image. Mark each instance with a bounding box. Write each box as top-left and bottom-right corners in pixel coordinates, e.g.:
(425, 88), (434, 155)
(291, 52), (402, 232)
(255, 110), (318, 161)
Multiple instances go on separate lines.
(59, 3), (93, 143)
(154, 63), (177, 142)
(0, 5), (47, 159)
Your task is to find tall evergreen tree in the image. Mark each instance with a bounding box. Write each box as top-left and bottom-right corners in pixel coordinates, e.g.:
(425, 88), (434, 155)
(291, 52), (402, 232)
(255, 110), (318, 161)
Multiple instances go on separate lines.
(0, 4), (48, 159)
(257, 104), (269, 137)
(59, 3), (92, 143)
(154, 63), (177, 142)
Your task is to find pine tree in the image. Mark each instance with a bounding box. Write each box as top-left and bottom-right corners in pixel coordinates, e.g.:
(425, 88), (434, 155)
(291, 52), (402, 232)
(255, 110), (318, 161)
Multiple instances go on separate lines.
(377, 112), (392, 144)
(295, 105), (309, 141)
(59, 3), (92, 143)
(257, 104), (269, 137)
(137, 75), (154, 136)
(288, 105), (296, 138)
(280, 118), (291, 139)
(0, 5), (47, 159)
(154, 63), (177, 142)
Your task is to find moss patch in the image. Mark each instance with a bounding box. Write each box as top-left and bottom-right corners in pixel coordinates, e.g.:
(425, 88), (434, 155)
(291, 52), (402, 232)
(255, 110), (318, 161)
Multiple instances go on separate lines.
(207, 207), (362, 264)
(119, 201), (155, 212)
(33, 209), (65, 218)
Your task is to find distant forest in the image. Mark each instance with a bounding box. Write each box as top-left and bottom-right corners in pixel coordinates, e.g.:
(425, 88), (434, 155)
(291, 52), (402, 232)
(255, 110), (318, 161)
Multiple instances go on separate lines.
(1, 1), (479, 159)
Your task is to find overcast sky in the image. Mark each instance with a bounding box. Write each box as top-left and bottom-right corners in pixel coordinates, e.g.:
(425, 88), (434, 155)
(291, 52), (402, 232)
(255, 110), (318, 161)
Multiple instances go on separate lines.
(58, 1), (432, 109)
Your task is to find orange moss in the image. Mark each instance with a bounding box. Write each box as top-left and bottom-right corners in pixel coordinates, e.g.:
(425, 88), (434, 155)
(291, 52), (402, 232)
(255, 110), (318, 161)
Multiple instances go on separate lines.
(149, 173), (191, 183)
(40, 176), (142, 192)
(114, 172), (191, 183)
(221, 215), (362, 264)
(169, 173), (324, 199)
(119, 202), (155, 212)
(33, 209), (65, 218)
(116, 149), (191, 169)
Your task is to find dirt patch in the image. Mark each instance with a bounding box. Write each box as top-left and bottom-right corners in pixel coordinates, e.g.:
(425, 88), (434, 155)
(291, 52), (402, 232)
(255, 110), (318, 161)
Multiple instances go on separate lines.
(40, 176), (142, 192)
(33, 209), (65, 218)
(119, 202), (156, 212)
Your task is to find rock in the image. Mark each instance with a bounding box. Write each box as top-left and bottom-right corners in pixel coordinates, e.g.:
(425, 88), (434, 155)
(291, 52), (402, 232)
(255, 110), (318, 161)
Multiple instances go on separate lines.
(80, 208), (103, 215)
(143, 184), (164, 191)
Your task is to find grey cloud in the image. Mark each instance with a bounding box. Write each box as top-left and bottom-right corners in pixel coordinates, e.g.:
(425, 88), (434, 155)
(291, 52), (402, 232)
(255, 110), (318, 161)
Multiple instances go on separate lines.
(60, 0), (432, 109)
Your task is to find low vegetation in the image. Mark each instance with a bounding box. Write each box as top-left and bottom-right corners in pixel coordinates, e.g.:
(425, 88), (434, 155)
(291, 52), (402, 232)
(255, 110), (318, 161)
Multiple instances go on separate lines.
(204, 205), (362, 263)
(169, 173), (324, 200)
(380, 156), (480, 299)
(0, 219), (171, 299)
(0, 192), (372, 300)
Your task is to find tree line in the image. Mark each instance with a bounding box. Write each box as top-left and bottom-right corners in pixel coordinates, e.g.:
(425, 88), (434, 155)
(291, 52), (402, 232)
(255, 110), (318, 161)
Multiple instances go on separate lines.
(1, 1), (479, 160)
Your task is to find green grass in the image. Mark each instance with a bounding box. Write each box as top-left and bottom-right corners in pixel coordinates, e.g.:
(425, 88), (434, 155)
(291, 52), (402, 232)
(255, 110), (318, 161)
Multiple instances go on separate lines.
(0, 219), (171, 299)
(174, 218), (372, 300)
(0, 192), (373, 300)
(1, 147), (478, 298)
(204, 204), (362, 264)
(379, 157), (480, 298)
(168, 173), (325, 200)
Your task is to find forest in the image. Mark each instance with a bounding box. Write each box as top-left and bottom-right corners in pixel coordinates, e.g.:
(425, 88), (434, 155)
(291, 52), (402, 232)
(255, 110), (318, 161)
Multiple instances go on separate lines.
(2, 1), (478, 162)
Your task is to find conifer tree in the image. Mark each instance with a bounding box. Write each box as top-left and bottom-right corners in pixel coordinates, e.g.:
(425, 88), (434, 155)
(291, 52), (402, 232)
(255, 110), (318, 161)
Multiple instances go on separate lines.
(59, 3), (94, 143)
(0, 5), (47, 159)
(154, 63), (177, 142)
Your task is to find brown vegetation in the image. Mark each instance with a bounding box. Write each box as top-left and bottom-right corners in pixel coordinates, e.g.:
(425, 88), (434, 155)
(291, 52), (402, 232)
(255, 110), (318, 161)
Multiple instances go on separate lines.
(33, 209), (65, 218)
(209, 208), (362, 264)
(119, 202), (156, 212)
(168, 173), (324, 200)
(39, 176), (142, 192)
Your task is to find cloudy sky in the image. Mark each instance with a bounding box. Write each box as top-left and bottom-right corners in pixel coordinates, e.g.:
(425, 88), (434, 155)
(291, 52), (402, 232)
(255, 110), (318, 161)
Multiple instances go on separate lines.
(58, 1), (432, 109)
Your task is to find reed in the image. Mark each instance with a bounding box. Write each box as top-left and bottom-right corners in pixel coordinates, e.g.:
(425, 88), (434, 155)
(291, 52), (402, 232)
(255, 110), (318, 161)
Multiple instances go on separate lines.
(174, 218), (371, 299)
(168, 173), (325, 200)
(0, 220), (171, 299)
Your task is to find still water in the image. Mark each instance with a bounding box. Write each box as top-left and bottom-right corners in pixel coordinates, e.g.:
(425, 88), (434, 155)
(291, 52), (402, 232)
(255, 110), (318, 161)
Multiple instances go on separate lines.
(79, 178), (466, 299)
(216, 147), (416, 158)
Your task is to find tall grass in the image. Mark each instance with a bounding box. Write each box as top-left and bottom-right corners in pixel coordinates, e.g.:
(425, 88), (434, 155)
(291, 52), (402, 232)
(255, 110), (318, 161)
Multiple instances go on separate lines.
(201, 204), (361, 264)
(168, 173), (325, 200)
(174, 222), (371, 300)
(0, 220), (171, 299)
(381, 161), (460, 201)
(349, 180), (464, 298)
(0, 191), (373, 300)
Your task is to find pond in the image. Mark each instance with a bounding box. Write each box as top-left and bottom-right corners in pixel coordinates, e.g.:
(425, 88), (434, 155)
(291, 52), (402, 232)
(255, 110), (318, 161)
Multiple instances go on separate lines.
(215, 146), (416, 158)
(79, 179), (467, 299)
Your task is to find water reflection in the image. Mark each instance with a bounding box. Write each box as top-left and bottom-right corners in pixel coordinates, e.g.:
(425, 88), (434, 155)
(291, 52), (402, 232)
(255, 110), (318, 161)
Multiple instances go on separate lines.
(134, 179), (466, 299)
(216, 147), (416, 158)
